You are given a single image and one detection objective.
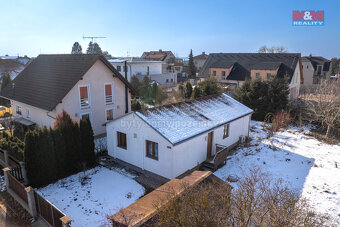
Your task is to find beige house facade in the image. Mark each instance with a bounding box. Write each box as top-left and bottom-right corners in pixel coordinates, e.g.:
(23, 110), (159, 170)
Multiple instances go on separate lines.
(2, 54), (134, 136)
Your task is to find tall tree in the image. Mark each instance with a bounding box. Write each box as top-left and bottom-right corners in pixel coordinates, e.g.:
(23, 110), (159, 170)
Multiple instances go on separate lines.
(86, 41), (102, 54)
(0, 73), (11, 106)
(235, 77), (289, 121)
(130, 75), (141, 96)
(188, 49), (196, 79)
(184, 82), (193, 99)
(258, 45), (288, 53)
(80, 117), (95, 167)
(102, 51), (112, 59)
(331, 58), (339, 75)
(71, 42), (83, 54)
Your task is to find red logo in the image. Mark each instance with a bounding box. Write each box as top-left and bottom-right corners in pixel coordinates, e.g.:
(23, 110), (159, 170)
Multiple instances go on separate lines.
(293, 11), (324, 21)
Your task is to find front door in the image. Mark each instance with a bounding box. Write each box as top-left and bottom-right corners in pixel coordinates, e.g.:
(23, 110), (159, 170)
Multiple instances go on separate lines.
(207, 131), (213, 158)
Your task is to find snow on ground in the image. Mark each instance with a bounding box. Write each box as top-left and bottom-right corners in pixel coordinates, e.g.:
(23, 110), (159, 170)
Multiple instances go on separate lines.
(37, 166), (145, 227)
(215, 121), (340, 226)
(0, 175), (6, 192)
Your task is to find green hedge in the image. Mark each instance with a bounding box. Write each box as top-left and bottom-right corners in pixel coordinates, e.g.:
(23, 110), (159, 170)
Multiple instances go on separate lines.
(24, 112), (95, 187)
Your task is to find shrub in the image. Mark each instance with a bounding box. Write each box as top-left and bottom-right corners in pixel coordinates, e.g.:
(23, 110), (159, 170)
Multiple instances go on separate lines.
(270, 110), (294, 133)
(131, 99), (142, 111)
(236, 77), (289, 121)
(0, 132), (24, 161)
(155, 168), (327, 227)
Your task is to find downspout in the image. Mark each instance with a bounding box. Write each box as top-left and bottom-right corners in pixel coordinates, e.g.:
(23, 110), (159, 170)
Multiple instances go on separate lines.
(46, 111), (56, 120)
(124, 61), (128, 113)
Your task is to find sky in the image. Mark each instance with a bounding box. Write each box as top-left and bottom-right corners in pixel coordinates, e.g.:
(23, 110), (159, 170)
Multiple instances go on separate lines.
(1, 0), (339, 59)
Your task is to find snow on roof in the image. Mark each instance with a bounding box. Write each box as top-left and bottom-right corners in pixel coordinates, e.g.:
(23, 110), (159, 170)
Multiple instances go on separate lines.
(136, 93), (253, 145)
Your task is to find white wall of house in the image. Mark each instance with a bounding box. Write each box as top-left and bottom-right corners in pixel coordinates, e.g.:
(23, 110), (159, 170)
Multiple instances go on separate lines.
(301, 61), (315, 87)
(11, 100), (56, 128)
(110, 61), (166, 82)
(106, 113), (173, 179)
(56, 60), (131, 136)
(11, 59), (131, 136)
(171, 115), (250, 178)
(288, 62), (301, 100)
(106, 113), (251, 179)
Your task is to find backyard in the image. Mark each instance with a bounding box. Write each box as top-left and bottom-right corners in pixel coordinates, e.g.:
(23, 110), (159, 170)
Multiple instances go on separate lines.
(215, 121), (340, 226)
(37, 166), (145, 227)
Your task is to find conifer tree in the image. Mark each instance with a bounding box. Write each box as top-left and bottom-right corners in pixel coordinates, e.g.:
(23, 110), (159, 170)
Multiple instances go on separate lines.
(184, 82), (193, 99)
(80, 117), (95, 167)
(71, 42), (83, 54)
(188, 49), (196, 79)
(0, 73), (11, 106)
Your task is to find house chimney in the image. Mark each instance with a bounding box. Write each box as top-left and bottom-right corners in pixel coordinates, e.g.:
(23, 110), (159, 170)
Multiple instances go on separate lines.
(309, 54), (312, 57)
(202, 52), (205, 55)
(159, 49), (162, 52)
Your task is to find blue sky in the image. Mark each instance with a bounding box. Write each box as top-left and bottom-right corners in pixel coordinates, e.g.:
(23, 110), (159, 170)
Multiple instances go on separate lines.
(1, 0), (339, 58)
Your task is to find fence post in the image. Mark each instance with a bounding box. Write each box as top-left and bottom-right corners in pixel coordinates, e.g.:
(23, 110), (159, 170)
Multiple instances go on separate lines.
(4, 150), (9, 167)
(3, 167), (10, 190)
(25, 186), (37, 217)
(19, 161), (28, 185)
(60, 216), (72, 227)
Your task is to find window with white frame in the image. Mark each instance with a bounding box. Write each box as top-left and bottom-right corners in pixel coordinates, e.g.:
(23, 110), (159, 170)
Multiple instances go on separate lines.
(105, 83), (113, 104)
(116, 65), (121, 72)
(79, 86), (90, 108)
(81, 112), (92, 123)
(222, 71), (226, 80)
(106, 109), (114, 121)
(16, 106), (22, 115)
(26, 109), (30, 118)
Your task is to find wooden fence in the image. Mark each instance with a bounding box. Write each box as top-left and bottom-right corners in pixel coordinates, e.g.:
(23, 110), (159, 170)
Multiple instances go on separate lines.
(3, 168), (72, 227)
(35, 192), (66, 227)
(7, 171), (28, 203)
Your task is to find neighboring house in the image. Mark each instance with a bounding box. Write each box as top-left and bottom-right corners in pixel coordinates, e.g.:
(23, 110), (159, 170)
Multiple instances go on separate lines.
(198, 53), (303, 100)
(193, 51), (208, 72)
(0, 58), (26, 80)
(0, 54), (135, 136)
(109, 57), (166, 82)
(301, 55), (332, 87)
(110, 54), (183, 86)
(106, 93), (253, 179)
(141, 49), (175, 63)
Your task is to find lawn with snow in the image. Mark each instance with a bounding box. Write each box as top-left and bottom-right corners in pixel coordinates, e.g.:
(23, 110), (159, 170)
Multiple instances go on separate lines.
(37, 166), (145, 227)
(215, 121), (340, 226)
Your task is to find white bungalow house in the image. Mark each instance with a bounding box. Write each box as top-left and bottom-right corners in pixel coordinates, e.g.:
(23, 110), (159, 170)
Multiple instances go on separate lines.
(0, 54), (136, 136)
(106, 94), (253, 179)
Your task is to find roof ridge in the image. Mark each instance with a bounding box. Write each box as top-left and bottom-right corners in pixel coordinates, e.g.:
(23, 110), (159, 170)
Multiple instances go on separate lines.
(137, 93), (224, 114)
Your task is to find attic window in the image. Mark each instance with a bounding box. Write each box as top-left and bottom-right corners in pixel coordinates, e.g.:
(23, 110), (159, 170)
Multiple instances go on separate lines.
(116, 65), (121, 72)
(79, 86), (90, 108)
(105, 83), (113, 104)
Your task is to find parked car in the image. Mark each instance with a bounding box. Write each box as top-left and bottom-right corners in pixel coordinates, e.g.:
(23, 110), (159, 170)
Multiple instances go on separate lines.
(0, 106), (12, 118)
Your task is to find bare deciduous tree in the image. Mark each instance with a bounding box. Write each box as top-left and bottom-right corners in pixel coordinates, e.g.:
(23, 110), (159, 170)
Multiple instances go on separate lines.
(303, 80), (340, 138)
(155, 168), (327, 227)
